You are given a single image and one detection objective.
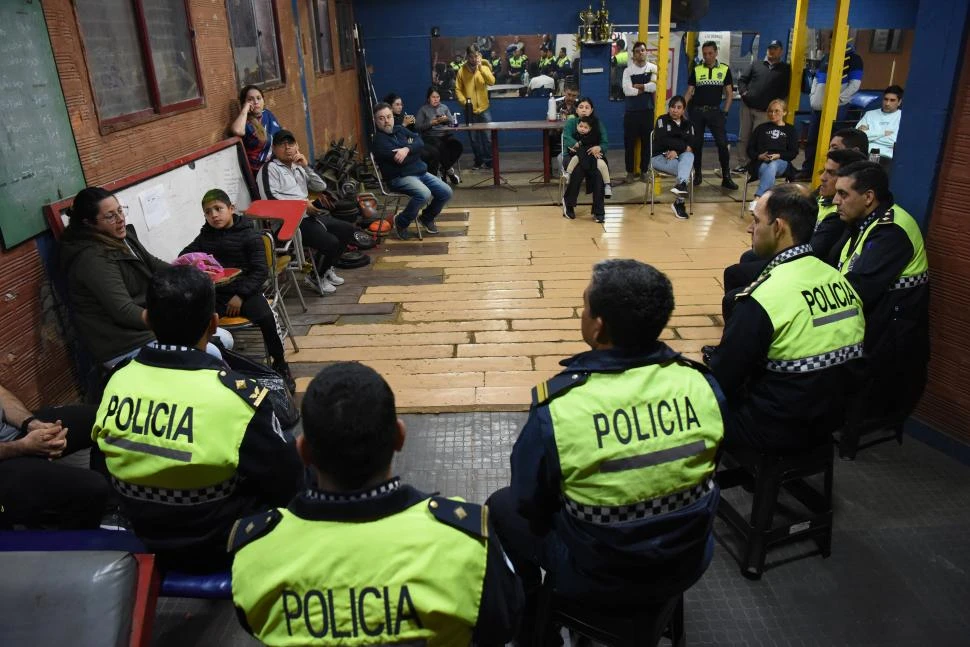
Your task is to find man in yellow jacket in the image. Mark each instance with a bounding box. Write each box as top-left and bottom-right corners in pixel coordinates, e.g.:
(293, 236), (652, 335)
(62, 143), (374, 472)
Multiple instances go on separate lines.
(455, 43), (495, 170)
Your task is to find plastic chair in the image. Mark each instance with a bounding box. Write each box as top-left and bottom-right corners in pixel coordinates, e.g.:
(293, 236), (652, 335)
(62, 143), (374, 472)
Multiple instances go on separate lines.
(646, 129), (694, 216)
(368, 151), (422, 240)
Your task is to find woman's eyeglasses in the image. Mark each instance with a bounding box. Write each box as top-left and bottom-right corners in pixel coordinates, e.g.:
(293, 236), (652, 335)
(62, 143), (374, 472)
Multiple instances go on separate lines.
(99, 205), (129, 224)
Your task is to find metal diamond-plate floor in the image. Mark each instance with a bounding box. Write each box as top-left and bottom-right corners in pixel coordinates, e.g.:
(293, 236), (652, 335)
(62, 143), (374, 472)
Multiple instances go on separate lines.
(152, 413), (970, 646)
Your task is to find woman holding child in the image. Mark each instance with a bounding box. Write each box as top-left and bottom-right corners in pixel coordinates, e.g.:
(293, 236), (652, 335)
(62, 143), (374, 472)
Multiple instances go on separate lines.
(561, 97), (609, 222)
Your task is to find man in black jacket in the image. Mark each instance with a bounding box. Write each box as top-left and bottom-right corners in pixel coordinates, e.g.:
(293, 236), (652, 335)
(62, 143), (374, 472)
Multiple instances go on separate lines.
(372, 102), (453, 240)
(735, 40), (791, 172)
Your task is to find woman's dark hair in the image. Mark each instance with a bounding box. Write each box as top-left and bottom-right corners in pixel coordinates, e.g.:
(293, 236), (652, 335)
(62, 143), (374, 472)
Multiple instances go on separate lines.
(301, 362), (398, 490)
(67, 186), (114, 227)
(588, 259), (674, 349)
(238, 84), (262, 107)
(576, 96), (595, 112)
(146, 265), (215, 347)
(668, 94), (687, 109)
(383, 93), (401, 106)
(425, 86), (441, 101)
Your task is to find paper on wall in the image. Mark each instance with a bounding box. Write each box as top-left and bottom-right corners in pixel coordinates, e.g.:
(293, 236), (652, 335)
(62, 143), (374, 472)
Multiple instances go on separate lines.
(139, 184), (170, 231)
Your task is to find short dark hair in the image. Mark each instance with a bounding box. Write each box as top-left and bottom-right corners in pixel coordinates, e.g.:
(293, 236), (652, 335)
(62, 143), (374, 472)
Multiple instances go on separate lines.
(616, 39), (626, 49)
(564, 82), (579, 93)
(702, 41), (718, 51)
(577, 116), (594, 128)
(884, 84), (904, 99)
(763, 184), (818, 245)
(632, 40), (646, 52)
(576, 96), (596, 113)
(382, 93), (401, 106)
(837, 160), (893, 203)
(373, 101), (392, 117)
(668, 94), (687, 109)
(466, 43), (480, 57)
(301, 362), (398, 490)
(588, 260), (673, 349)
(67, 186), (114, 227)
(146, 265), (215, 346)
(528, 61), (540, 76)
(826, 148), (867, 167)
(832, 127), (869, 152)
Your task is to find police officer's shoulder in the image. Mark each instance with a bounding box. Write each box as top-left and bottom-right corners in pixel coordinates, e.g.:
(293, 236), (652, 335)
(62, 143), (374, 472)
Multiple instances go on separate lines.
(531, 370), (588, 406)
(876, 208), (896, 225)
(228, 508), (283, 553)
(734, 272), (771, 300)
(218, 368), (271, 409)
(428, 496), (488, 539)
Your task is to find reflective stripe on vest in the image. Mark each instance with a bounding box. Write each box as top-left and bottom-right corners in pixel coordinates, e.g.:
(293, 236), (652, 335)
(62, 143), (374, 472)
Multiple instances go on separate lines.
(549, 362), (723, 508)
(693, 63), (729, 86)
(232, 502), (487, 645)
(748, 249), (866, 372)
(509, 55), (526, 69)
(94, 360), (252, 490)
(838, 205), (928, 285)
(111, 474), (237, 505)
(563, 477), (715, 525)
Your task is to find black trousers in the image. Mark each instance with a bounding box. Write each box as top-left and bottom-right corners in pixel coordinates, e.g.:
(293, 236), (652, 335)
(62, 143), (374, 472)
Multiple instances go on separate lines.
(0, 404), (111, 529)
(299, 214), (357, 274)
(424, 134), (463, 174)
(623, 109), (654, 173)
(563, 159), (605, 216)
(690, 107), (731, 175)
(217, 292), (285, 365)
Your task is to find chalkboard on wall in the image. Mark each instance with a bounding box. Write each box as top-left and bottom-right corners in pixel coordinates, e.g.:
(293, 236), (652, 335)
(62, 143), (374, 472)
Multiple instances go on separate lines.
(0, 0), (85, 249)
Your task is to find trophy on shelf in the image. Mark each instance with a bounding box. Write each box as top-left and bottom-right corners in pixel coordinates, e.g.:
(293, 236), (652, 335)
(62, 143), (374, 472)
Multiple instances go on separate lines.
(578, 5), (595, 42)
(595, 0), (612, 42)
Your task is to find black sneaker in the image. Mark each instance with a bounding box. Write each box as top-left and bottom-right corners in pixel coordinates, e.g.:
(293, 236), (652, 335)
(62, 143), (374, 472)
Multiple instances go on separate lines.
(563, 205), (576, 220)
(393, 214), (409, 240)
(671, 201), (689, 220)
(593, 213), (605, 223)
(732, 164), (748, 174)
(100, 508), (131, 532)
(721, 177), (739, 190)
(418, 217), (439, 234)
(273, 361), (297, 394)
(671, 181), (688, 196)
(693, 174), (703, 187)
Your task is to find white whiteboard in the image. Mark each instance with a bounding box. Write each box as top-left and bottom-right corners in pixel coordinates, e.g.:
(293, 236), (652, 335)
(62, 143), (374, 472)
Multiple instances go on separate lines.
(114, 144), (252, 261)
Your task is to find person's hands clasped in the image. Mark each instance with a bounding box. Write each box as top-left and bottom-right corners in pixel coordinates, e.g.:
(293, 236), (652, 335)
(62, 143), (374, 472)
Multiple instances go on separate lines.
(403, 115), (416, 127)
(393, 147), (410, 164)
(226, 295), (243, 317)
(664, 151), (678, 161)
(21, 422), (68, 460)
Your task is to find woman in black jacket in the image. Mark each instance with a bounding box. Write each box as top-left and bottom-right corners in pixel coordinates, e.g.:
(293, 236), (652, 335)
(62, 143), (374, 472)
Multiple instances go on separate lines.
(746, 99), (799, 211)
(651, 95), (694, 218)
(180, 189), (294, 392)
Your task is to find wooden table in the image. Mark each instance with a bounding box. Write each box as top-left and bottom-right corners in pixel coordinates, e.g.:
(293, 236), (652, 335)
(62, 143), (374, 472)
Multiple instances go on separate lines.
(454, 120), (564, 186)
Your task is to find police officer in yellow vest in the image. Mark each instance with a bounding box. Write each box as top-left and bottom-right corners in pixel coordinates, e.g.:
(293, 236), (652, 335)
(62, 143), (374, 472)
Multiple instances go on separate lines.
(93, 266), (302, 571)
(508, 47), (528, 82)
(685, 41), (739, 190)
(488, 260), (726, 643)
(709, 185), (867, 450)
(832, 161), (929, 421)
(231, 362), (522, 646)
(810, 148), (867, 262)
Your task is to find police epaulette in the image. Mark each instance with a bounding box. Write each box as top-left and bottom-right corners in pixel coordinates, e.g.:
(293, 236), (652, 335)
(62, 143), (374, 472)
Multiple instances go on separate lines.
(531, 371), (588, 406)
(218, 369), (270, 409)
(876, 208), (895, 225)
(734, 273), (771, 300)
(227, 508), (283, 553)
(428, 497), (488, 539)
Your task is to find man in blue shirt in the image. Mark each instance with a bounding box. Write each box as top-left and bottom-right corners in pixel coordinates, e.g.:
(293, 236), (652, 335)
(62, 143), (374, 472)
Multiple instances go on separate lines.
(372, 102), (453, 240)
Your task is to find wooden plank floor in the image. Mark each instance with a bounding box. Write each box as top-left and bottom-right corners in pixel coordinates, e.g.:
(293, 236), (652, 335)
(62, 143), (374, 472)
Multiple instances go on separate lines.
(288, 202), (750, 412)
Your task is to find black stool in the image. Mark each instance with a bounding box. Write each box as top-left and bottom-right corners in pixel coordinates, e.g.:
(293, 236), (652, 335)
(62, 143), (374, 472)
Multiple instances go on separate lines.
(715, 441), (834, 580)
(837, 413), (904, 460)
(535, 585), (685, 647)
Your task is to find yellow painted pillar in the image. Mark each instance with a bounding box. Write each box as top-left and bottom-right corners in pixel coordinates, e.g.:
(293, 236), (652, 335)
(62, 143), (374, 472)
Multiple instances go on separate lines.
(685, 32), (697, 62)
(634, 0), (650, 174)
(786, 0), (809, 126)
(652, 0), (671, 196)
(813, 0), (852, 181)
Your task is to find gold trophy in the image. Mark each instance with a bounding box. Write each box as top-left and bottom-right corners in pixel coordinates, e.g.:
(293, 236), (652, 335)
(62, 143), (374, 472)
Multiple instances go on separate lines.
(595, 0), (611, 42)
(579, 5), (595, 42)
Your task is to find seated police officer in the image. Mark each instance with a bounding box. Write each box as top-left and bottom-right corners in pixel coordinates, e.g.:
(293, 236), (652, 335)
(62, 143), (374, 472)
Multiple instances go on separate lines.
(708, 185), (867, 451)
(488, 259), (726, 642)
(230, 362), (522, 646)
(830, 161), (929, 423)
(92, 265), (302, 571)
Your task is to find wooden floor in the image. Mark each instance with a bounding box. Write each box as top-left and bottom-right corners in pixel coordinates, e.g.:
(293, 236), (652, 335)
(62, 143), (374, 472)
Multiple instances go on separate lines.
(288, 202), (751, 412)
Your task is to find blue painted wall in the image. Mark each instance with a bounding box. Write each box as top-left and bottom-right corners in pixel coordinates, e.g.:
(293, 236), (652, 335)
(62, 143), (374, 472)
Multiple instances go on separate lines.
(355, 0), (920, 151)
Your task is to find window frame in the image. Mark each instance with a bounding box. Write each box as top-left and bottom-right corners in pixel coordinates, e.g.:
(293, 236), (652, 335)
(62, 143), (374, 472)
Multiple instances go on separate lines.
(309, 0), (336, 76)
(226, 0), (288, 91)
(335, 0), (356, 71)
(74, 0), (206, 132)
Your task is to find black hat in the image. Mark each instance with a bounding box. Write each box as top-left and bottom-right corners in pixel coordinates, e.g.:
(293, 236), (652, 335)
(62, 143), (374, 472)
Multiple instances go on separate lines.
(272, 130), (297, 146)
(767, 39), (784, 49)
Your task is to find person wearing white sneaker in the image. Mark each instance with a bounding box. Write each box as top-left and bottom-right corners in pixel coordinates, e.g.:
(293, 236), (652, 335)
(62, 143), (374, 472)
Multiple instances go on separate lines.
(324, 267), (344, 286)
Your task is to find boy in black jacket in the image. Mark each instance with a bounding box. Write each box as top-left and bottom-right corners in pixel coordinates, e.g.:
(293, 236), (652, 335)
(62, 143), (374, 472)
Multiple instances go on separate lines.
(180, 189), (295, 392)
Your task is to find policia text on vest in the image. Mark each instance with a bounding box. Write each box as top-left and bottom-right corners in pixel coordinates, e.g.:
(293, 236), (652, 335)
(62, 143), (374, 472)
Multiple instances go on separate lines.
(280, 584), (422, 639)
(593, 395), (702, 450)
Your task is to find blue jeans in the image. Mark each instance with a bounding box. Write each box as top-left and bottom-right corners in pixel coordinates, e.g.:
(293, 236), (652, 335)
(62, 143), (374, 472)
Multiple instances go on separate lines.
(756, 159), (789, 196)
(650, 152), (694, 184)
(469, 109), (492, 166)
(389, 172), (453, 225)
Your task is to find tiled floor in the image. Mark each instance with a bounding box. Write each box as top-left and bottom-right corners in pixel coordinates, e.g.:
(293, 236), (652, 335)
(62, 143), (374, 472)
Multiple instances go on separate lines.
(288, 201), (749, 410)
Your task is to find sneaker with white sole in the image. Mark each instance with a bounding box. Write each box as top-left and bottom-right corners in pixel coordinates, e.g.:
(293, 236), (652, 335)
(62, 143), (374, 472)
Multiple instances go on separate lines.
(418, 217), (439, 234)
(604, 183), (613, 198)
(325, 268), (344, 285)
(446, 168), (461, 185)
(671, 181), (688, 196)
(304, 276), (337, 294)
(671, 201), (689, 220)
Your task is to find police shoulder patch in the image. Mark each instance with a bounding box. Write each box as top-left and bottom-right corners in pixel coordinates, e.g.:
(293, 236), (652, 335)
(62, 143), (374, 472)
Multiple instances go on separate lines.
(531, 371), (588, 406)
(218, 369), (269, 409)
(428, 497), (488, 539)
(734, 272), (771, 300)
(227, 508), (283, 553)
(876, 208), (896, 225)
